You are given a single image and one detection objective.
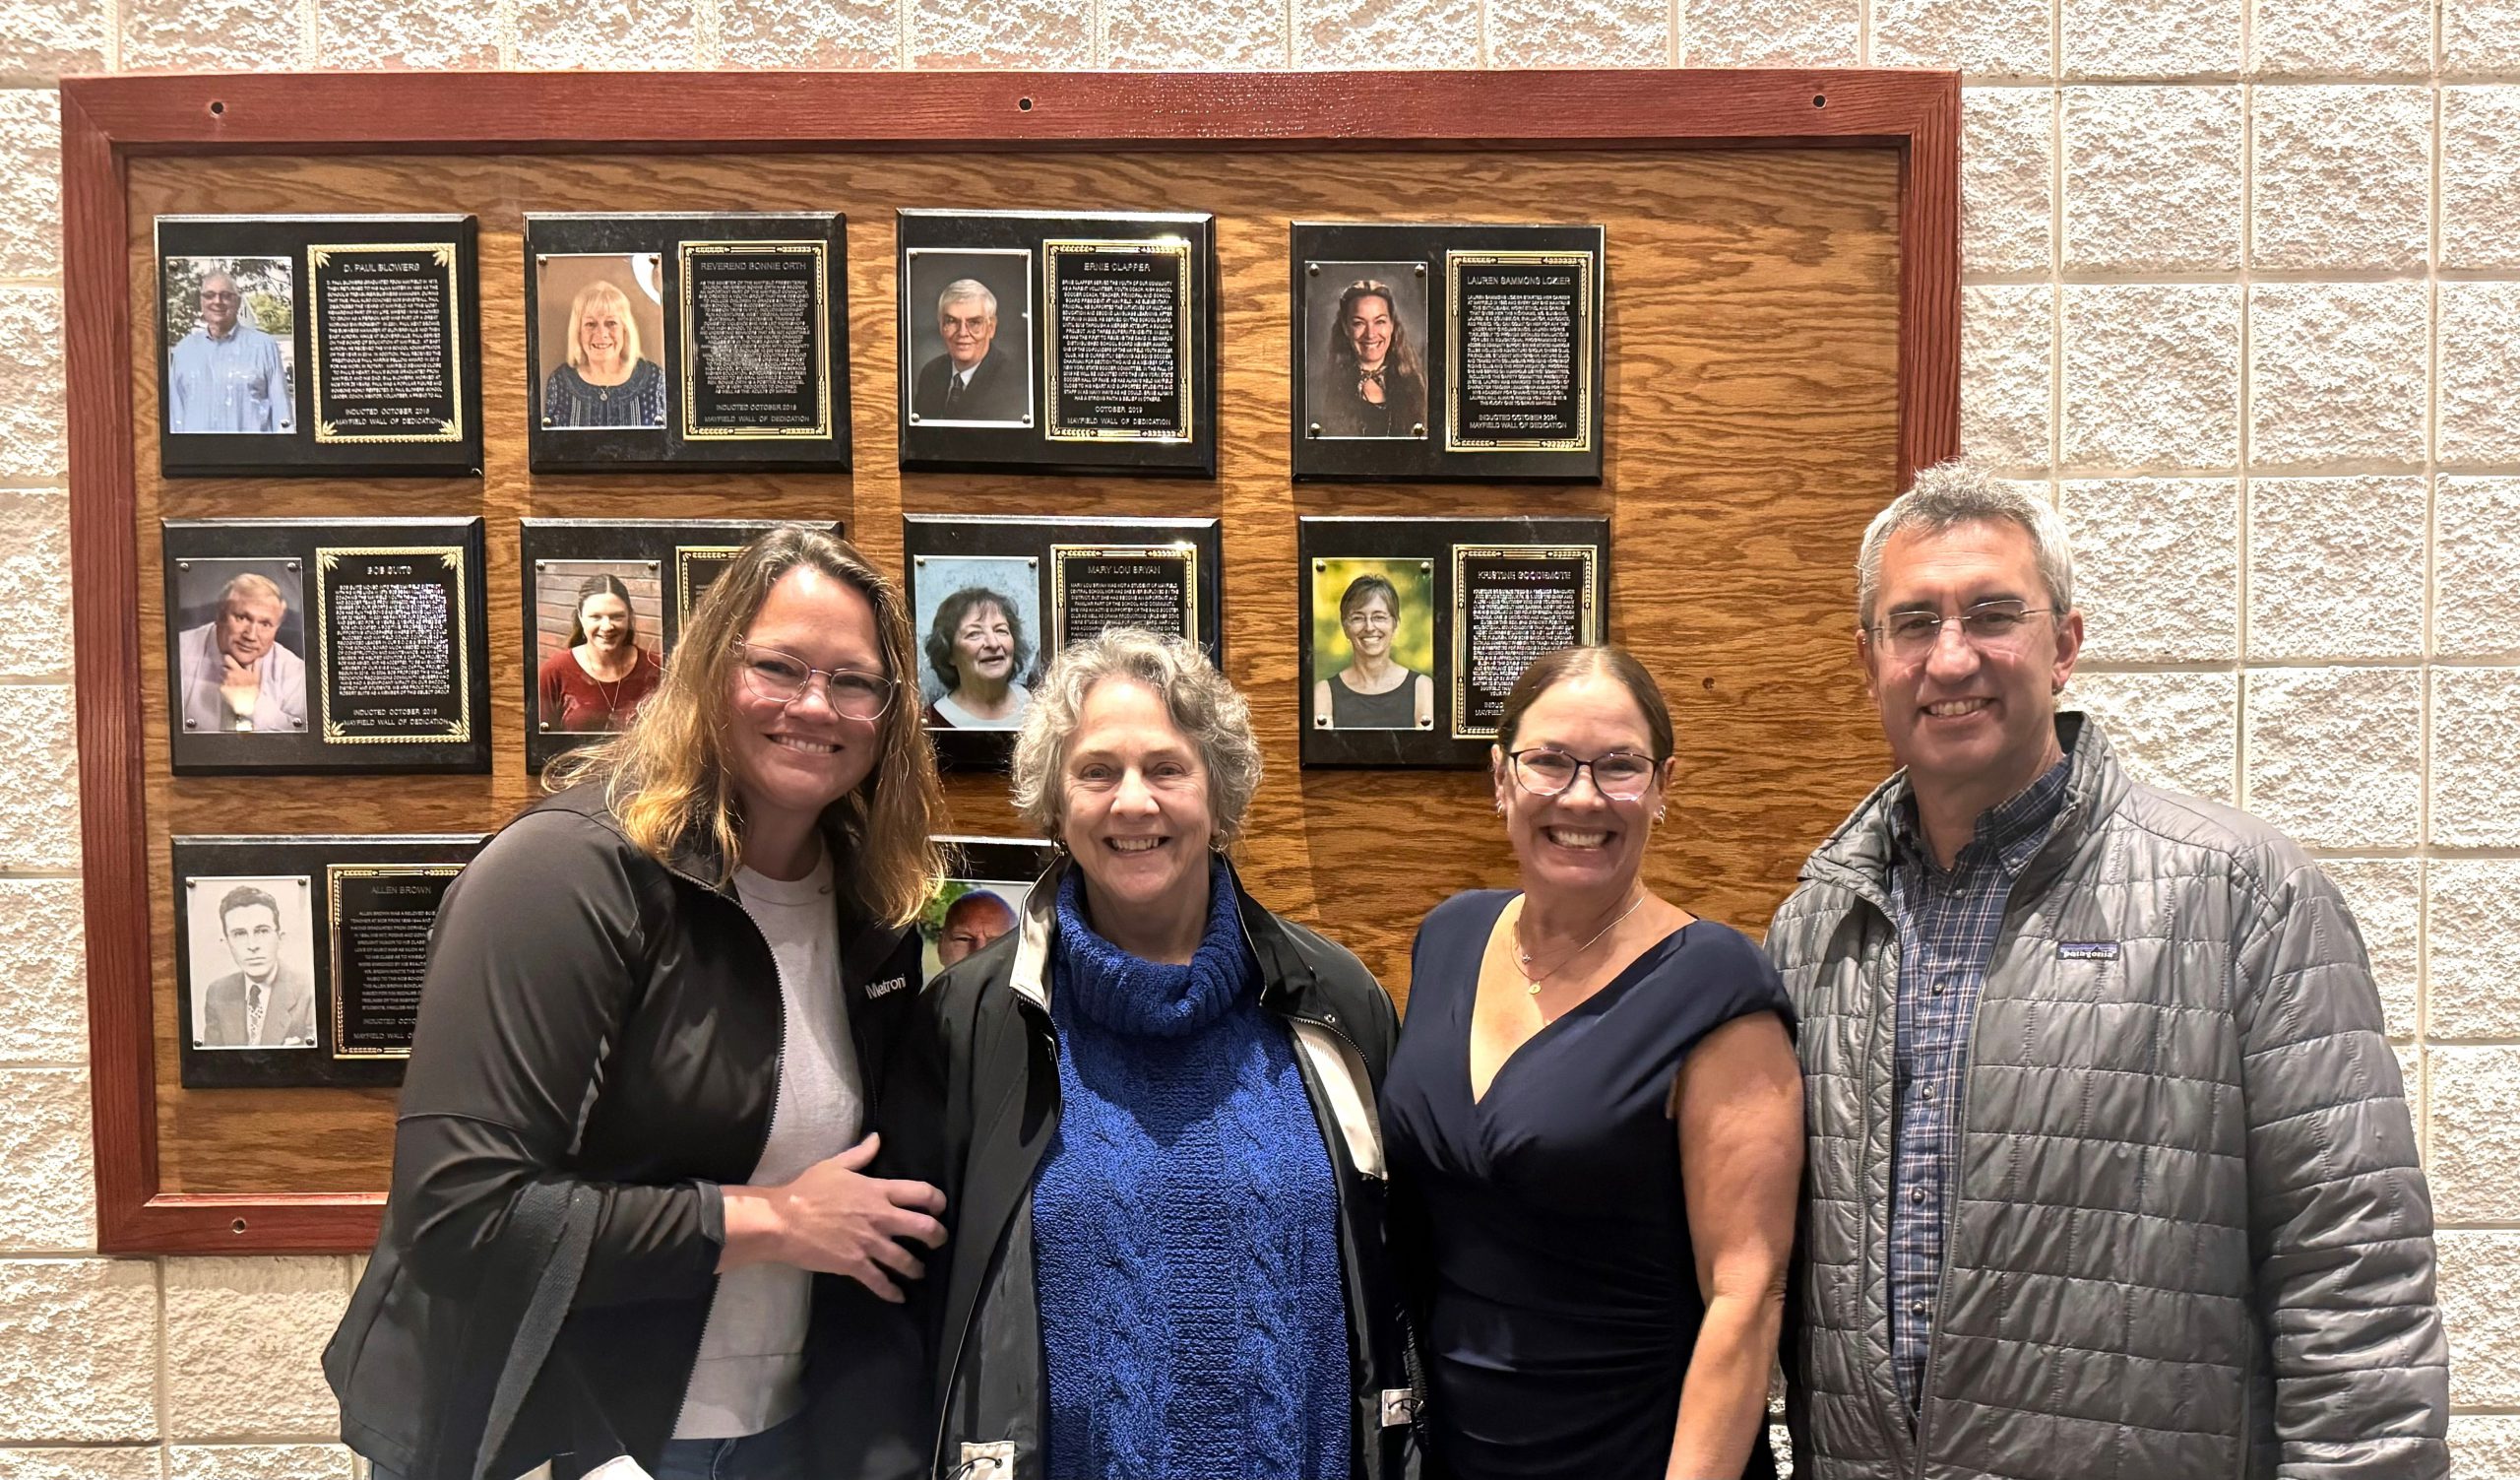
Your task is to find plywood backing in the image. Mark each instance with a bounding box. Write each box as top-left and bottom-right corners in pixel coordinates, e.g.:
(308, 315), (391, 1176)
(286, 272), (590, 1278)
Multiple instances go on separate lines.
(125, 142), (1900, 1201)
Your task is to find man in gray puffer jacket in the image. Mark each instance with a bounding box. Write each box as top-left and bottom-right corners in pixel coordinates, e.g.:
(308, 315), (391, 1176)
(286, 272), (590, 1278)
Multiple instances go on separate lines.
(1768, 461), (2448, 1480)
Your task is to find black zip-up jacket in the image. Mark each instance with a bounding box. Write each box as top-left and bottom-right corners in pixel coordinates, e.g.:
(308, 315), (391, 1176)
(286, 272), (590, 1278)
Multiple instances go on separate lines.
(893, 860), (1421, 1480)
(325, 784), (931, 1480)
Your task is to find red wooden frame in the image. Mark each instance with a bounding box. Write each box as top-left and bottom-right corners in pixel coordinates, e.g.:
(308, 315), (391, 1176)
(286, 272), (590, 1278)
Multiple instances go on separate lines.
(63, 68), (1958, 1254)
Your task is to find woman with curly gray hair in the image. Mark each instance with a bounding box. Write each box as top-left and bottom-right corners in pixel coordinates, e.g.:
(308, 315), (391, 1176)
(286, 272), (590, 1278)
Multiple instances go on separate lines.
(897, 628), (1418, 1480)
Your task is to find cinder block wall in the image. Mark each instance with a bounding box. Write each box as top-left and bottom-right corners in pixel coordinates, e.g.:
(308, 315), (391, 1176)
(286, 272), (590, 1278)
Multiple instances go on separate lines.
(1, 0), (2515, 1472)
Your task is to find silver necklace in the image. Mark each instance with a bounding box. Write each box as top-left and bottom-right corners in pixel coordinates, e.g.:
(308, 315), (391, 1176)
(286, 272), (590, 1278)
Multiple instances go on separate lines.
(1514, 889), (1647, 997)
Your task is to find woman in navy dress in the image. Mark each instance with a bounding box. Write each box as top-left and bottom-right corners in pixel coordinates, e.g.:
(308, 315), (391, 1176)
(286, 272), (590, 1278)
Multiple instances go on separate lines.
(1382, 645), (1803, 1480)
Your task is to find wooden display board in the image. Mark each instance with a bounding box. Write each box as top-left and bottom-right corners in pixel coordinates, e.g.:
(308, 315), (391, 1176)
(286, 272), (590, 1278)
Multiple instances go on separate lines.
(63, 69), (1957, 1254)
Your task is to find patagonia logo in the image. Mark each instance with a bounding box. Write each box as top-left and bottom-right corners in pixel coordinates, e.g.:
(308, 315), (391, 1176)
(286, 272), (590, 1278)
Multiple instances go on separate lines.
(2057, 941), (2119, 962)
(863, 975), (910, 999)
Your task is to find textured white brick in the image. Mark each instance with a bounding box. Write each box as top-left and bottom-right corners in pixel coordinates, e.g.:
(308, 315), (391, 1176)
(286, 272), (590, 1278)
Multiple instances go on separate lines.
(0, 686), (76, 873)
(2453, 1416), (2520, 1480)
(2250, 0), (2429, 75)
(0, 1070), (92, 1251)
(2063, 0), (2240, 77)
(1962, 285), (2053, 468)
(2250, 86), (2430, 271)
(517, 0), (696, 67)
(125, 0), (306, 69)
(2243, 667), (2421, 847)
(0, 91), (61, 281)
(0, 1261), (157, 1441)
(718, 0), (893, 65)
(2444, 0), (2520, 71)
(2434, 1054), (2520, 1223)
(2062, 86), (2242, 272)
(1874, 0), (2051, 74)
(316, 0), (503, 67)
(2442, 1232), (2520, 1401)
(1960, 89), (2051, 274)
(2435, 476), (2520, 659)
(0, 488), (70, 680)
(0, 878), (86, 1063)
(2057, 478), (2237, 662)
(1490, 0), (1667, 65)
(1682, 0), (1859, 66)
(2441, 282), (2520, 465)
(0, 1453), (157, 1480)
(2426, 861), (2520, 1039)
(2060, 284), (2239, 469)
(1106, 0), (1286, 66)
(2064, 672), (2237, 803)
(0, 288), (67, 483)
(1297, 0), (1479, 65)
(2246, 477), (2426, 660)
(914, 0), (1091, 64)
(169, 1448), (355, 1480)
(2247, 282), (2427, 466)
(2443, 88), (2520, 271)
(2431, 667), (2520, 847)
(0, 0), (106, 77)
(2314, 859), (2419, 1040)
(166, 1256), (350, 1440)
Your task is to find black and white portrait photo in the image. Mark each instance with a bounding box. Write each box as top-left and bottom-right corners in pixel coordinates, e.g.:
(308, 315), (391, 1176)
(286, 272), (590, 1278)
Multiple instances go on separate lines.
(903, 247), (1033, 427)
(169, 556), (309, 736)
(185, 874), (319, 1050)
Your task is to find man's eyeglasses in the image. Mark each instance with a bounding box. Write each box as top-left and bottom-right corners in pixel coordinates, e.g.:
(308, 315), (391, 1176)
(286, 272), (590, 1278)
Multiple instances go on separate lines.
(1868, 600), (2059, 660)
(734, 643), (897, 720)
(1505, 747), (1662, 802)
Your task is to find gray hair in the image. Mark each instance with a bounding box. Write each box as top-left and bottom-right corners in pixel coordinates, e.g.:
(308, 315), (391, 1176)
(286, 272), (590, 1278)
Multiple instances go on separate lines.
(936, 278), (997, 322)
(1855, 459), (2075, 627)
(1009, 629), (1263, 851)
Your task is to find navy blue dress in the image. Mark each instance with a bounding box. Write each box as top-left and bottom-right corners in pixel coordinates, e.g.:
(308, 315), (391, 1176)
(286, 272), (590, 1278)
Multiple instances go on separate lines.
(1381, 890), (1793, 1480)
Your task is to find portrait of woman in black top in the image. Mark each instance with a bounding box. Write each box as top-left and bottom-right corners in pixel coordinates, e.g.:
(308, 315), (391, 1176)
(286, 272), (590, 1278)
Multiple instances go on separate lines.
(1310, 276), (1427, 439)
(1311, 570), (1434, 731)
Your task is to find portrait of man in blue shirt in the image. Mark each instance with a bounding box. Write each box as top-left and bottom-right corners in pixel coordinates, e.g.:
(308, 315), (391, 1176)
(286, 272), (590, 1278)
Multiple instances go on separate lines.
(166, 265), (293, 435)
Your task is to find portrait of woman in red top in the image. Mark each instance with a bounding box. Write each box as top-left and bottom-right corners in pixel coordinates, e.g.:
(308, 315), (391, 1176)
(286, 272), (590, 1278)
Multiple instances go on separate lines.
(536, 571), (663, 735)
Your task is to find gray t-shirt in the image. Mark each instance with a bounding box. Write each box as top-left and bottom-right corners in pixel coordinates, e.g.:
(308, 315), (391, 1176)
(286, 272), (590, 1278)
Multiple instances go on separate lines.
(674, 852), (864, 1439)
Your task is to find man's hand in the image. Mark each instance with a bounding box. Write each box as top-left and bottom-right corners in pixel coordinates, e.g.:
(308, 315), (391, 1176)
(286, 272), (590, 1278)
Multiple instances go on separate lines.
(219, 652), (260, 721)
(719, 1133), (948, 1302)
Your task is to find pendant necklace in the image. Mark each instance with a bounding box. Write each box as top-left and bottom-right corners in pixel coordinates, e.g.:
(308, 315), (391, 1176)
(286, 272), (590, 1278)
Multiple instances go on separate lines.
(1514, 888), (1647, 997)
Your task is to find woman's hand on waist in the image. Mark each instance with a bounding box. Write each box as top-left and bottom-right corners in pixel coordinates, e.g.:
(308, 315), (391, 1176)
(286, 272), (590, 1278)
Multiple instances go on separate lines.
(717, 1132), (950, 1302)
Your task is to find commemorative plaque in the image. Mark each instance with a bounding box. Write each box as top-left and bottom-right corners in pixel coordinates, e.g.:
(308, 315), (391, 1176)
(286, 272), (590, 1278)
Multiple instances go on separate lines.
(518, 518), (842, 774)
(155, 214), (482, 479)
(524, 213), (850, 473)
(172, 832), (485, 1089)
(162, 517), (490, 775)
(1290, 223), (1605, 483)
(919, 835), (1058, 982)
(904, 513), (1223, 770)
(897, 210), (1217, 478)
(1298, 515), (1609, 768)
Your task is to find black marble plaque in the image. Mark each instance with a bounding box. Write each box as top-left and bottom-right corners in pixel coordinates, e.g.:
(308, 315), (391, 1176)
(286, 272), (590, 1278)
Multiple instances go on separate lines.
(898, 210), (1217, 479)
(156, 214), (482, 479)
(905, 514), (1223, 771)
(525, 213), (850, 474)
(173, 832), (485, 1089)
(163, 517), (490, 775)
(1298, 515), (1610, 769)
(1291, 222), (1605, 483)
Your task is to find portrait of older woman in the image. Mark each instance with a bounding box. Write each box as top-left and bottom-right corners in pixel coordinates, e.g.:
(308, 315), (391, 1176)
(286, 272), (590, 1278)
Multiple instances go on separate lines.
(1308, 271), (1427, 440)
(920, 580), (1036, 731)
(541, 263), (667, 431)
(536, 570), (665, 736)
(1312, 567), (1434, 731)
(330, 526), (952, 1480)
(896, 628), (1416, 1480)
(1380, 645), (1801, 1480)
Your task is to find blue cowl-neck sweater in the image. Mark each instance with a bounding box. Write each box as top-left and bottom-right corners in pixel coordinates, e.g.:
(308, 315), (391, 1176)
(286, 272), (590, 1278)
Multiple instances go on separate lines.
(1031, 861), (1352, 1480)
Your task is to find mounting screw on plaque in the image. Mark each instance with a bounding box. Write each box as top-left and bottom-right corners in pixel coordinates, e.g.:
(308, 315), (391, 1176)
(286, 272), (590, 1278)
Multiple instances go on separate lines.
(907, 413), (919, 424)
(1415, 263), (1426, 277)
(1307, 422), (1322, 438)
(177, 559), (192, 572)
(286, 558), (299, 571)
(183, 718), (197, 731)
(537, 721), (550, 733)
(1307, 262), (1319, 277)
(1412, 422), (1426, 437)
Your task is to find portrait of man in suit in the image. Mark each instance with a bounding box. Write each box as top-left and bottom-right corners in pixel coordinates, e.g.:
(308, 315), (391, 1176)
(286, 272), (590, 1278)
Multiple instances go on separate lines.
(192, 881), (317, 1050)
(910, 272), (1030, 425)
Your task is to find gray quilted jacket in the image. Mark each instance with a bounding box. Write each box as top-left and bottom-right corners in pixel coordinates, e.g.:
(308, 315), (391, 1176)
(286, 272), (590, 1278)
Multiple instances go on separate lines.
(1767, 714), (2448, 1480)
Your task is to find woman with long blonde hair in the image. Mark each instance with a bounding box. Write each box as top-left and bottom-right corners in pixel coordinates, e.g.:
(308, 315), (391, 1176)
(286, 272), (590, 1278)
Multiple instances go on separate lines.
(329, 525), (950, 1480)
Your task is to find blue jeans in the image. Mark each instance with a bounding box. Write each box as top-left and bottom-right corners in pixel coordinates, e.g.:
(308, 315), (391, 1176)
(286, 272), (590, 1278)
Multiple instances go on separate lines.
(369, 1414), (810, 1480)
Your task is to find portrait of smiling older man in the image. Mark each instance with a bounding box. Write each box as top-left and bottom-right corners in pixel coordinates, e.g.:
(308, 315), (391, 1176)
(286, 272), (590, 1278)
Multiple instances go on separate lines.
(912, 275), (1027, 424)
(1768, 460), (2447, 1480)
(175, 568), (308, 735)
(165, 262), (294, 435)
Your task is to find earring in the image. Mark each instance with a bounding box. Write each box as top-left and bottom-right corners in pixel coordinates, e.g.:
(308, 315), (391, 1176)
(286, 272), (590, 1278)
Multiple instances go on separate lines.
(1655, 807), (1667, 823)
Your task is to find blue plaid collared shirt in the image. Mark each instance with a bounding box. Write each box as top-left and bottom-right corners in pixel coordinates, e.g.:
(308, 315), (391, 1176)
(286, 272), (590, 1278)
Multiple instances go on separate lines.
(1884, 753), (2071, 1416)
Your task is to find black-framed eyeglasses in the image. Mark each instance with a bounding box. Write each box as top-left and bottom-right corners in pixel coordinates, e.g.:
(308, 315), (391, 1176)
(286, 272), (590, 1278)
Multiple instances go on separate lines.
(1867, 599), (2059, 659)
(733, 643), (897, 720)
(1505, 747), (1662, 802)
